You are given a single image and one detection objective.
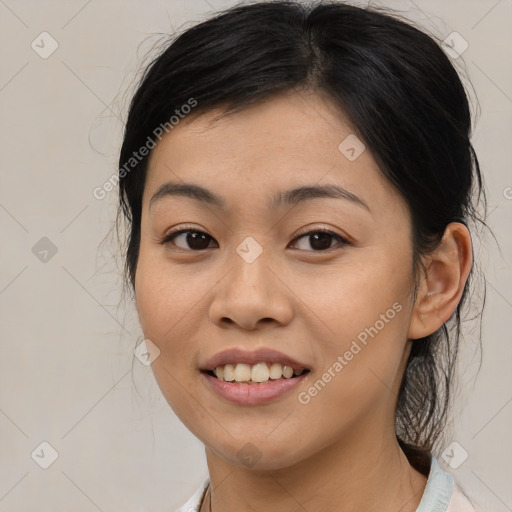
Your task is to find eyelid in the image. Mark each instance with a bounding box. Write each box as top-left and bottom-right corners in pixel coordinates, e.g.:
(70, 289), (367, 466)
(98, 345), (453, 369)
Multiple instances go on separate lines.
(292, 224), (349, 241)
(161, 223), (202, 239)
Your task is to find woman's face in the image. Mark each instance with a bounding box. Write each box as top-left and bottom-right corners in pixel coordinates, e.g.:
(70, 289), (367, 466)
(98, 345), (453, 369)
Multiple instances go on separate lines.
(135, 90), (418, 470)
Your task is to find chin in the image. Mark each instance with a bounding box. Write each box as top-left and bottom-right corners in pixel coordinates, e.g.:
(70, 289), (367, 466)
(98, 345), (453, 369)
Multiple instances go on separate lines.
(204, 432), (315, 471)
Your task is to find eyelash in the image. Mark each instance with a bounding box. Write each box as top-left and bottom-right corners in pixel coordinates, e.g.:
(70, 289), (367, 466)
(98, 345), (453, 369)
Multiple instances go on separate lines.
(158, 225), (350, 252)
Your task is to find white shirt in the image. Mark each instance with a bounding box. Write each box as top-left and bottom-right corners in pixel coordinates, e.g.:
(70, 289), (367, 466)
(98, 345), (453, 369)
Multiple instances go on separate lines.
(176, 456), (477, 512)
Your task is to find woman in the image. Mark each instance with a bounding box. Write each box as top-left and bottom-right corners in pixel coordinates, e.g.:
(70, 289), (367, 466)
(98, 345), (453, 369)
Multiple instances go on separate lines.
(117, 1), (486, 510)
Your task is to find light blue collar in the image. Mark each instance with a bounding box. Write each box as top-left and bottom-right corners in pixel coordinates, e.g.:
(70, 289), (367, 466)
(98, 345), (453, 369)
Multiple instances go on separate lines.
(416, 455), (455, 512)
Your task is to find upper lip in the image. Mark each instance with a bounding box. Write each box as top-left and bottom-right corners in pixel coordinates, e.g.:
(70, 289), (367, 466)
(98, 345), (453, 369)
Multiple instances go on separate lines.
(200, 347), (310, 372)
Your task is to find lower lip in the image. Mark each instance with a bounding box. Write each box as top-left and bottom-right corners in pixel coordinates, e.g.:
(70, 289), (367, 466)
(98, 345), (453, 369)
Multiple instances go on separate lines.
(201, 371), (309, 405)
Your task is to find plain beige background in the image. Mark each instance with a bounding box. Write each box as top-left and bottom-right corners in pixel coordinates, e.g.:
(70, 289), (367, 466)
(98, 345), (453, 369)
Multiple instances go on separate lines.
(0, 0), (510, 510)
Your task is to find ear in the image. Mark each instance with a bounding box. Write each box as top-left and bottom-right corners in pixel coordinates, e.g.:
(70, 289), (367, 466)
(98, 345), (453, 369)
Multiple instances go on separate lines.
(408, 222), (473, 340)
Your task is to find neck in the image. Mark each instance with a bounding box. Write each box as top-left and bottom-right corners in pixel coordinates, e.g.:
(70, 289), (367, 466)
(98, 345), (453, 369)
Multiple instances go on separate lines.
(203, 428), (428, 512)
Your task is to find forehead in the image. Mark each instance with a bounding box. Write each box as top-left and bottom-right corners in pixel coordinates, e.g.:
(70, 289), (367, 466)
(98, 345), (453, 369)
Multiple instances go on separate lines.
(143, 90), (405, 217)
(149, 90), (357, 165)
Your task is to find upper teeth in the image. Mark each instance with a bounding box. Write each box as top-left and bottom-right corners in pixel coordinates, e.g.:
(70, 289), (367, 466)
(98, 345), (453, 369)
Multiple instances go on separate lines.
(213, 362), (306, 383)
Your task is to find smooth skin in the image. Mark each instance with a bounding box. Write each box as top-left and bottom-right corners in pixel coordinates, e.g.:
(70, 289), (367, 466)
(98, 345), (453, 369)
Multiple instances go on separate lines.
(134, 89), (473, 512)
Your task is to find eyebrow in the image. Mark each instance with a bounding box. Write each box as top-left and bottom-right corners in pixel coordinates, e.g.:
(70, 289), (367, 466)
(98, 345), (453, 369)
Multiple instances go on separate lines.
(149, 182), (370, 213)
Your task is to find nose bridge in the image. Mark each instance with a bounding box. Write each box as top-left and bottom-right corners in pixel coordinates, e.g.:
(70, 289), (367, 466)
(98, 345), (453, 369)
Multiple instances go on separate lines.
(209, 234), (293, 329)
(230, 234), (272, 296)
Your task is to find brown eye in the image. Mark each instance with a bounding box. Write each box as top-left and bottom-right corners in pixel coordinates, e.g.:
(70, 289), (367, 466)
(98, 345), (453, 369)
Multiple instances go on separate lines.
(290, 230), (349, 251)
(161, 230), (216, 251)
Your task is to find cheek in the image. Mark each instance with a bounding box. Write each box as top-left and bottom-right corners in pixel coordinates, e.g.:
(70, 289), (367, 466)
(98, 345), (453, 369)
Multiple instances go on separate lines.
(309, 251), (411, 335)
(133, 246), (219, 386)
(134, 248), (192, 355)
(135, 266), (170, 343)
(134, 251), (204, 423)
(307, 250), (413, 389)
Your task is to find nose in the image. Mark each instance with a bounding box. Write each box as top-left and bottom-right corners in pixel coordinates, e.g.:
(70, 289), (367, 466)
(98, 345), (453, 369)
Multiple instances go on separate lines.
(208, 243), (294, 331)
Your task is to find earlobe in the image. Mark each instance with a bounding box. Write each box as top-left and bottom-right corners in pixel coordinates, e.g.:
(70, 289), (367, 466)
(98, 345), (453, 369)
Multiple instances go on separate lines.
(407, 222), (473, 340)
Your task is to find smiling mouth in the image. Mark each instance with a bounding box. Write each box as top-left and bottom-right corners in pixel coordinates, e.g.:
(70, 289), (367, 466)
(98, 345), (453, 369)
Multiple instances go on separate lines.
(203, 362), (311, 384)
